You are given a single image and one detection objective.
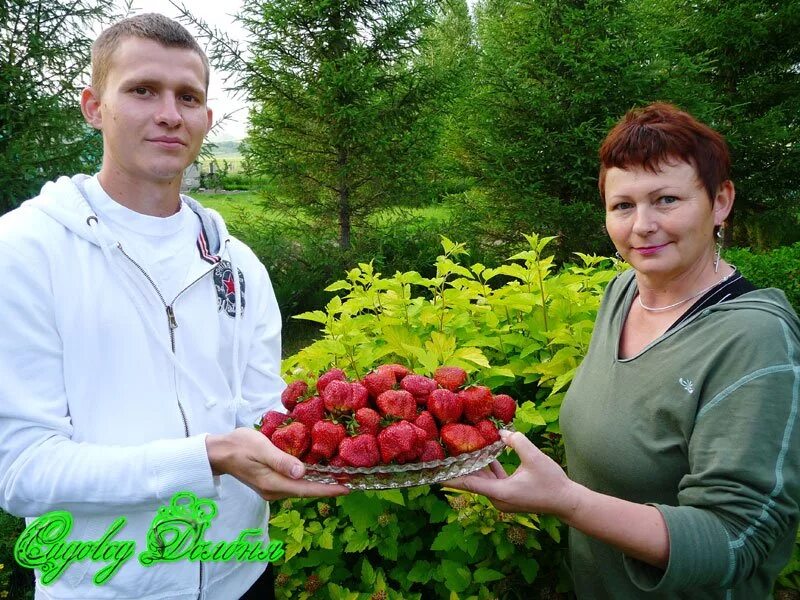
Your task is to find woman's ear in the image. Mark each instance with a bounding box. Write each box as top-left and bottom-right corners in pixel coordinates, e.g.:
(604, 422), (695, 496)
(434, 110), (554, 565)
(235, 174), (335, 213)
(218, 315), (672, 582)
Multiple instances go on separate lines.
(713, 180), (735, 226)
(80, 86), (103, 130)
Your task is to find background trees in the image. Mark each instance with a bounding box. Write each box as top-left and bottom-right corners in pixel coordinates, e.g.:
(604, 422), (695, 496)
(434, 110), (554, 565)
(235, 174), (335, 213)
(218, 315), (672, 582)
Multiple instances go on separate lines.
(186, 0), (464, 251)
(0, 0), (118, 213)
(2, 0), (798, 254)
(450, 0), (713, 258)
(674, 0), (800, 248)
(452, 0), (800, 255)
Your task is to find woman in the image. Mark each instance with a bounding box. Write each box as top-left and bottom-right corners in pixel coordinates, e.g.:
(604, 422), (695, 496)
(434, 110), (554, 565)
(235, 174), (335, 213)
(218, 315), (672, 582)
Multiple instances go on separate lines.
(445, 103), (800, 598)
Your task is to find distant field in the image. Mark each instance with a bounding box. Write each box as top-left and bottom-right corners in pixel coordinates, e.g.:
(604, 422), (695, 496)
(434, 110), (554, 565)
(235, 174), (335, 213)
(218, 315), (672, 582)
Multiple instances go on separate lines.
(200, 138), (245, 172)
(199, 155), (245, 173)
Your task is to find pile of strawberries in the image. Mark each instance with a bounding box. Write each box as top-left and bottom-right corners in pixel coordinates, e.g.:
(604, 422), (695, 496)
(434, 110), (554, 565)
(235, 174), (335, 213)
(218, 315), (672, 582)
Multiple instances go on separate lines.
(259, 364), (517, 468)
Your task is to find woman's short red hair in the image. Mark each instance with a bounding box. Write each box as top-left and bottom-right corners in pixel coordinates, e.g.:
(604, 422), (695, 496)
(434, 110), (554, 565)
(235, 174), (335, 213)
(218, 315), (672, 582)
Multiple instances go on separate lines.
(598, 103), (730, 203)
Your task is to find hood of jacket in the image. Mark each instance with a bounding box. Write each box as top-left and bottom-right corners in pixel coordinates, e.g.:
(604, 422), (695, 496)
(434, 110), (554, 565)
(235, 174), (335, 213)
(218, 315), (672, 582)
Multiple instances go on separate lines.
(22, 174), (230, 252)
(20, 174), (248, 411)
(707, 287), (800, 343)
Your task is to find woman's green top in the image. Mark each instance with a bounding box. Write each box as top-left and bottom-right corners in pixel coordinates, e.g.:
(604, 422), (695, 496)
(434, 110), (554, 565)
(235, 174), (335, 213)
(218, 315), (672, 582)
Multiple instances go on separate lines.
(561, 269), (800, 599)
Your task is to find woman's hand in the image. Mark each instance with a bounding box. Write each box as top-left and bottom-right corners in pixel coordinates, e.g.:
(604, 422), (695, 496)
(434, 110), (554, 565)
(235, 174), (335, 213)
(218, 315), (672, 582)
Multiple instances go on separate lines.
(445, 429), (670, 568)
(206, 427), (350, 501)
(442, 429), (580, 518)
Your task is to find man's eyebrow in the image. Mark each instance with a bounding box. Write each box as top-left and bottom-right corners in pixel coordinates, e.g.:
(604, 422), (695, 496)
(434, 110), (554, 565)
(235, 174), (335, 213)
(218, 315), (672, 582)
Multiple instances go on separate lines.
(118, 78), (205, 96)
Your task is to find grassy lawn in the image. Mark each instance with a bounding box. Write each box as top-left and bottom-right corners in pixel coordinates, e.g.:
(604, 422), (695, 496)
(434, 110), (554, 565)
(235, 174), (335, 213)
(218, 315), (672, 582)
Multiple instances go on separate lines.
(196, 190), (454, 230)
(194, 191), (288, 224)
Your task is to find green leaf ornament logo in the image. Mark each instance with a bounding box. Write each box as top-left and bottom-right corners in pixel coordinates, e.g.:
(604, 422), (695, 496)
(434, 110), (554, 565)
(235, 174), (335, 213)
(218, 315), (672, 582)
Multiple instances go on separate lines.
(13, 491), (285, 586)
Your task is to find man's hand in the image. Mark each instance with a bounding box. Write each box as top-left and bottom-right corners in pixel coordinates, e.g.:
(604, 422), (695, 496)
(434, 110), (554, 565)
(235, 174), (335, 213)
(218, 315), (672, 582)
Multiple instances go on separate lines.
(205, 427), (350, 500)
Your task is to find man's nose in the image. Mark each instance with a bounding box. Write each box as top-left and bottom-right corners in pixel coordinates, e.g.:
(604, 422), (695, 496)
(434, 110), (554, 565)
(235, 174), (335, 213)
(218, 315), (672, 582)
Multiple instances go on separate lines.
(155, 96), (183, 127)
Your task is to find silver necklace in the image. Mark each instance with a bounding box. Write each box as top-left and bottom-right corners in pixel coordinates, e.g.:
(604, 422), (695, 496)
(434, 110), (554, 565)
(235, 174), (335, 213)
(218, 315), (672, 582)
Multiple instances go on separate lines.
(637, 269), (736, 312)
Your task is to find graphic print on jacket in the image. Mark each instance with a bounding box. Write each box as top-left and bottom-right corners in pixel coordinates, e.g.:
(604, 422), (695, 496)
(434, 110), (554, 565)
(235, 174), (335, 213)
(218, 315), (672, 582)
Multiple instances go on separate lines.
(214, 260), (246, 317)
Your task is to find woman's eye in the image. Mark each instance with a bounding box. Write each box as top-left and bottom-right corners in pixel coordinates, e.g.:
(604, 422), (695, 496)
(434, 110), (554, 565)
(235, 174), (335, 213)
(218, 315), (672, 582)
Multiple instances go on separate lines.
(659, 195), (678, 205)
(133, 87), (149, 96)
(611, 202), (633, 211)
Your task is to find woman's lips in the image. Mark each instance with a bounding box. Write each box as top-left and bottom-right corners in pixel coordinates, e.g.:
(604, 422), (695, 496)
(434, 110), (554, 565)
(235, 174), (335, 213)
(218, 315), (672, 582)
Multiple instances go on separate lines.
(633, 243), (668, 256)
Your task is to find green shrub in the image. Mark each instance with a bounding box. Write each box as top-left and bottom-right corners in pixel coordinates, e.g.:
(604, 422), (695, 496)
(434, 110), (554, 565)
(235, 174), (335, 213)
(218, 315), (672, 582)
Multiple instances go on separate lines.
(219, 173), (275, 191)
(725, 243), (800, 312)
(228, 208), (471, 327)
(272, 235), (617, 598)
(0, 509), (33, 600)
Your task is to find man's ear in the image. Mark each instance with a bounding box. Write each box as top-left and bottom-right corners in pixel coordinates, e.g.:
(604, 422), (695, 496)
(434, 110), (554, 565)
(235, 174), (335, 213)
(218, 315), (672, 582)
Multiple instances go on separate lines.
(81, 86), (103, 130)
(205, 107), (213, 135)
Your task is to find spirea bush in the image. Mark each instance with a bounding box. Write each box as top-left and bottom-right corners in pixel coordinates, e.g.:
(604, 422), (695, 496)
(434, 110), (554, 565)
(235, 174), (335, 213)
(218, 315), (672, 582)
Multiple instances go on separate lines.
(272, 235), (617, 599)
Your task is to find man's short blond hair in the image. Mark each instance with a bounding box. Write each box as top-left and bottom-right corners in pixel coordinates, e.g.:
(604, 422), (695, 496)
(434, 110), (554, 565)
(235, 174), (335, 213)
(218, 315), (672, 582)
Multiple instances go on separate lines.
(91, 13), (210, 96)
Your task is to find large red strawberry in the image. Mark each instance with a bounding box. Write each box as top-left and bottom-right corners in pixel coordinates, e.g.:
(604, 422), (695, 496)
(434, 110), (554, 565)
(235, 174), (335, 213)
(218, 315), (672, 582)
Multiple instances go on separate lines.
(310, 420), (347, 460)
(433, 366), (467, 391)
(400, 374), (437, 403)
(281, 380), (308, 411)
(420, 440), (446, 462)
(413, 423), (429, 447)
(459, 386), (494, 424)
(322, 380), (353, 413)
(414, 411), (439, 441)
(427, 388), (463, 424)
(492, 394), (517, 423)
(260, 410), (290, 438)
(362, 367), (396, 399)
(291, 396), (325, 427)
(475, 419), (500, 444)
(354, 407), (382, 435)
(350, 382), (369, 411)
(316, 368), (346, 395)
(376, 389), (417, 421)
(338, 434), (380, 467)
(377, 421), (425, 464)
(440, 423), (487, 456)
(271, 421), (310, 458)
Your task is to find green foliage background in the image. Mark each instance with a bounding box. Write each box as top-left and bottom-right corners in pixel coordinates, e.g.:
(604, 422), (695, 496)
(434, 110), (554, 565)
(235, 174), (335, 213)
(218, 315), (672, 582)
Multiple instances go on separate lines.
(0, 0), (119, 213)
(271, 235), (610, 598)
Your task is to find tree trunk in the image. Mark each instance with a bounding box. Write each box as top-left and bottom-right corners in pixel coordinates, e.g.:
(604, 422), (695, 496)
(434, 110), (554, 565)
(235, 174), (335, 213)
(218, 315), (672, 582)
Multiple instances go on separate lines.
(338, 146), (351, 250)
(338, 187), (351, 250)
(331, 1), (351, 251)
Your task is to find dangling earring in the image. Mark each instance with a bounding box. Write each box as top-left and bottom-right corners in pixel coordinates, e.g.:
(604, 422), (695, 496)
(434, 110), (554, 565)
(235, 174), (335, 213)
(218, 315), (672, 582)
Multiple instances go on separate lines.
(714, 225), (724, 273)
(614, 251), (622, 261)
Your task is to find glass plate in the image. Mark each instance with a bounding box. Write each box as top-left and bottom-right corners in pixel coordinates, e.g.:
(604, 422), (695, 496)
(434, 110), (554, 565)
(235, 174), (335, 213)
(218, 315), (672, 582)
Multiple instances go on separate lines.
(302, 431), (510, 490)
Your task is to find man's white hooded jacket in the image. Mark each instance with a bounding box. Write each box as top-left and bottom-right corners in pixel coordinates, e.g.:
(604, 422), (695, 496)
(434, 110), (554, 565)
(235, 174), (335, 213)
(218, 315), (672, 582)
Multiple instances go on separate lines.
(0, 175), (285, 599)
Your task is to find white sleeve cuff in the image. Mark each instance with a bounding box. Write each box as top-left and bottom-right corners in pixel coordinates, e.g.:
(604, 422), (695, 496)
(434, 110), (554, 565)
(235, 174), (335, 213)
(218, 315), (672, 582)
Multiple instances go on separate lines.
(146, 434), (219, 500)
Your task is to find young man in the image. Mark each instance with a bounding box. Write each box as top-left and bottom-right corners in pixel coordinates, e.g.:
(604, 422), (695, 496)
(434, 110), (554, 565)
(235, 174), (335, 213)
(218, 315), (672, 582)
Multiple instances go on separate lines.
(0, 13), (347, 600)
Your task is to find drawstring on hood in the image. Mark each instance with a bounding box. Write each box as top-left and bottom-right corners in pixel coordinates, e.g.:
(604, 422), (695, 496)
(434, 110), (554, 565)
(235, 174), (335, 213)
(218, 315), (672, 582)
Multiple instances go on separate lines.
(25, 175), (248, 413)
(230, 241), (244, 410)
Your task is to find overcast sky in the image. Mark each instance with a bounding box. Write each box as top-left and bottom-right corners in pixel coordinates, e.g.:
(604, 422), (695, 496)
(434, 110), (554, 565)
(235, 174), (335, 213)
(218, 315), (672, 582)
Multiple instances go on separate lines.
(120, 0), (249, 141)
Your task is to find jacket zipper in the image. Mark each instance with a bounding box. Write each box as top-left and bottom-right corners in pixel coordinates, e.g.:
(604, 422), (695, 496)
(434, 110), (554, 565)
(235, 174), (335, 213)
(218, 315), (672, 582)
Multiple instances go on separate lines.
(116, 243), (218, 600)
